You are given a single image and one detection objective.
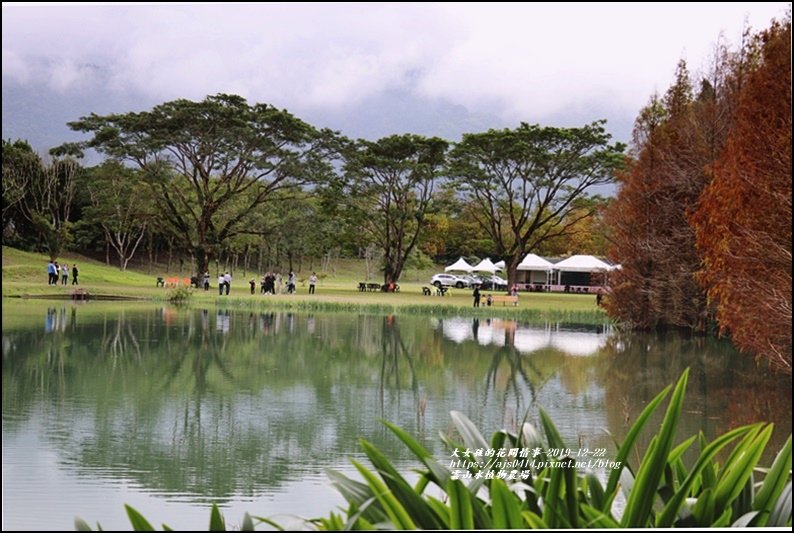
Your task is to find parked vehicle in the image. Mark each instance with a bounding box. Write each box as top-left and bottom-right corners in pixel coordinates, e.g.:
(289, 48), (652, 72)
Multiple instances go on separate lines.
(479, 274), (508, 290)
(430, 273), (469, 288)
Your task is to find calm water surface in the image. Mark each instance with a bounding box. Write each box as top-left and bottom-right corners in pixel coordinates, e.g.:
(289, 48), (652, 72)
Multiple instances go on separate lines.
(2, 301), (790, 530)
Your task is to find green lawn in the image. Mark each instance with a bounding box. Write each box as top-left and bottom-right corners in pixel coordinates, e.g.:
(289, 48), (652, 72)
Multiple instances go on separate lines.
(2, 246), (609, 322)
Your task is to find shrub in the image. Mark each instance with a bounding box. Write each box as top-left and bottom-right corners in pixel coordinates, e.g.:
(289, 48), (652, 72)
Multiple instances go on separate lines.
(166, 285), (192, 304)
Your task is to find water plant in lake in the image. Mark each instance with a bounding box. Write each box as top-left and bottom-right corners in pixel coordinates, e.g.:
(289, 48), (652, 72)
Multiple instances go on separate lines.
(75, 369), (791, 530)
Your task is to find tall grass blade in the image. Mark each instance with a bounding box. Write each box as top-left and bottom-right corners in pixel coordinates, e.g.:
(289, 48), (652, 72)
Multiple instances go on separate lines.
(604, 381), (672, 506)
(240, 513), (254, 532)
(209, 503), (225, 531)
(124, 505), (155, 532)
(384, 421), (451, 488)
(521, 511), (549, 528)
(74, 518), (93, 531)
(585, 472), (606, 510)
(449, 411), (489, 451)
(767, 482), (792, 527)
(325, 469), (386, 524)
(539, 408), (566, 449)
(352, 459), (416, 530)
(447, 478), (474, 530)
(731, 510), (760, 527)
(621, 368), (689, 527)
(713, 424), (772, 512)
(657, 424), (756, 527)
(359, 438), (443, 529)
(490, 478), (525, 529)
(753, 435), (792, 521)
(580, 504), (621, 528)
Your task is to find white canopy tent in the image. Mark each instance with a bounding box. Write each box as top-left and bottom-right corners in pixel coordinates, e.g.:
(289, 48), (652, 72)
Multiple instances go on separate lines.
(551, 255), (616, 286)
(444, 257), (474, 273)
(516, 253), (554, 285)
(553, 255), (614, 272)
(494, 260), (505, 271)
(471, 257), (498, 274)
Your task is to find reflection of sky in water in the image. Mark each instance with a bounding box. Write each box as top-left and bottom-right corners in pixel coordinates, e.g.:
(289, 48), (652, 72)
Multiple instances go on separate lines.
(437, 317), (610, 357)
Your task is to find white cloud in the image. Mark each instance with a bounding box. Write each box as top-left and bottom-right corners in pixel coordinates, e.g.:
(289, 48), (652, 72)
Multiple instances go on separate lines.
(2, 2), (789, 121)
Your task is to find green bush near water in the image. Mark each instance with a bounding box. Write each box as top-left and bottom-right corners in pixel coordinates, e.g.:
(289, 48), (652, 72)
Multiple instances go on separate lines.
(75, 369), (792, 530)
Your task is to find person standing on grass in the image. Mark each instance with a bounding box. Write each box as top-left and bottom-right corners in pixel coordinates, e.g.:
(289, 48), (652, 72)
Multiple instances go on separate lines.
(308, 272), (318, 294)
(203, 271), (210, 291)
(71, 264), (79, 285)
(218, 274), (225, 295)
(249, 279), (256, 295)
(61, 263), (69, 285)
(287, 270), (296, 294)
(224, 271), (232, 295)
(47, 260), (57, 285)
(473, 286), (481, 308)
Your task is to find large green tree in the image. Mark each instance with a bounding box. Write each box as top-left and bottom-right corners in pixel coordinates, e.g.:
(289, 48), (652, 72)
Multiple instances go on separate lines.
(344, 134), (448, 284)
(447, 121), (624, 284)
(57, 94), (336, 277)
(3, 139), (79, 259)
(79, 161), (155, 270)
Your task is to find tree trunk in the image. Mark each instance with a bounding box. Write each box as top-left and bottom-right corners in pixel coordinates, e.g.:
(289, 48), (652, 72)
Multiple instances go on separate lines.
(506, 256), (521, 287)
(194, 246), (212, 279)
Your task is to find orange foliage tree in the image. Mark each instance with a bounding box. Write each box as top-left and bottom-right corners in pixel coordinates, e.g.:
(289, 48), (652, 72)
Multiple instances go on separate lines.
(690, 19), (792, 373)
(604, 58), (734, 331)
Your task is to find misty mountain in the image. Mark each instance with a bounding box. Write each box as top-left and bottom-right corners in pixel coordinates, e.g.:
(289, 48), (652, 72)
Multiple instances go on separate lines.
(3, 75), (631, 150)
(2, 77), (506, 154)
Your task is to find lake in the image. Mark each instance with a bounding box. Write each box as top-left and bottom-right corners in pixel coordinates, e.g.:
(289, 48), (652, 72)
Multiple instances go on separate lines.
(2, 301), (790, 530)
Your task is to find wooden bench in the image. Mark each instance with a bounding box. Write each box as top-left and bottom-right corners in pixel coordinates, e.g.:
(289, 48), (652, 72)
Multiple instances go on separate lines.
(358, 282), (367, 292)
(490, 294), (519, 306)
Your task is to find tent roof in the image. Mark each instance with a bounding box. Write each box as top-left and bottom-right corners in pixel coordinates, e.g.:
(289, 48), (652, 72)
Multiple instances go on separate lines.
(553, 255), (613, 272)
(472, 257), (497, 273)
(494, 260), (505, 271)
(445, 257), (473, 273)
(517, 253), (553, 271)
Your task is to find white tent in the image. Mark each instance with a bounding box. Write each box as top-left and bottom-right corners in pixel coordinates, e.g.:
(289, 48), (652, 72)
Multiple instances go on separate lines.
(553, 255), (613, 272)
(472, 257), (497, 274)
(494, 260), (505, 271)
(517, 253), (553, 284)
(517, 253), (553, 271)
(445, 257), (474, 273)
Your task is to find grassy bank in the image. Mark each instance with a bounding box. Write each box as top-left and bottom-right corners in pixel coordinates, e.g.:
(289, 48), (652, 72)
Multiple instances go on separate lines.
(2, 246), (609, 323)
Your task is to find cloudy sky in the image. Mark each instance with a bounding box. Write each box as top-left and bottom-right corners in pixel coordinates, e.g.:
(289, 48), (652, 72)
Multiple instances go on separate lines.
(2, 2), (789, 146)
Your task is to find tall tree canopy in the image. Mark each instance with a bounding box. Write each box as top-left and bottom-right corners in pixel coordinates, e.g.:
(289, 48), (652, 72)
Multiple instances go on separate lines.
(3, 139), (79, 259)
(604, 60), (726, 331)
(690, 18), (791, 373)
(447, 121), (624, 284)
(344, 134), (448, 284)
(57, 94), (336, 276)
(79, 161), (155, 271)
